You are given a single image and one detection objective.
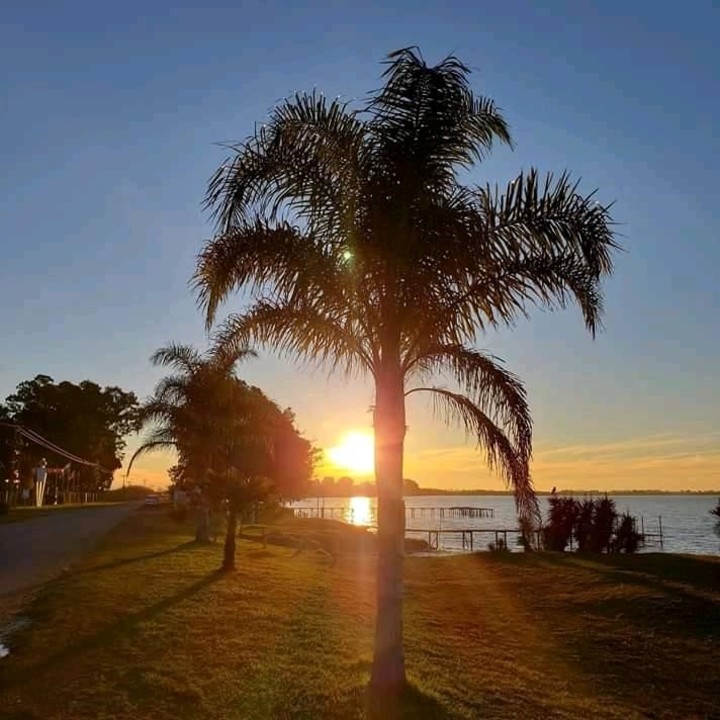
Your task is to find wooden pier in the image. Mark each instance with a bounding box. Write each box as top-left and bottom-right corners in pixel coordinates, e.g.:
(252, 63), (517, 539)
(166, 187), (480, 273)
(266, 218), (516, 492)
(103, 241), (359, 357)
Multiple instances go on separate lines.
(292, 504), (494, 523)
(405, 527), (523, 551)
(638, 515), (664, 549)
(291, 505), (665, 552)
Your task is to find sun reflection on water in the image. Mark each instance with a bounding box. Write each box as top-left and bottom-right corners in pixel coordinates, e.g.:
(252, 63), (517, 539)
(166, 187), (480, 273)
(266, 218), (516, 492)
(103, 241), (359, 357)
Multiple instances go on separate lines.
(348, 496), (373, 526)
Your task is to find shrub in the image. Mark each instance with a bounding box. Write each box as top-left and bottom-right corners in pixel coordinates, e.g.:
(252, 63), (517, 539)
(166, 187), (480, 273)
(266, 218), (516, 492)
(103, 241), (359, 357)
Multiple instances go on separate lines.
(614, 512), (641, 553)
(488, 537), (509, 552)
(574, 499), (595, 553)
(0, 501), (9, 516)
(543, 495), (641, 554)
(590, 496), (616, 553)
(710, 499), (720, 540)
(543, 496), (577, 551)
(518, 515), (538, 552)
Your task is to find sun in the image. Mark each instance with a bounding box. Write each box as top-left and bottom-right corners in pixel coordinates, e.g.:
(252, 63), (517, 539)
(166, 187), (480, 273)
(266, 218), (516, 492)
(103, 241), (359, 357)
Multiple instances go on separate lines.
(327, 431), (374, 475)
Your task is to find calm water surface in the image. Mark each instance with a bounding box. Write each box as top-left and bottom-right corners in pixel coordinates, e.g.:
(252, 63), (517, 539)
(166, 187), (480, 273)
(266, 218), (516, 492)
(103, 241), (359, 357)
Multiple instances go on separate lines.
(291, 495), (720, 555)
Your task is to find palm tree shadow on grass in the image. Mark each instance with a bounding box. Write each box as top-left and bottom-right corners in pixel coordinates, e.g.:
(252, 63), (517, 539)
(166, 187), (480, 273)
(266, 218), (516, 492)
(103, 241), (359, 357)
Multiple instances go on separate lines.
(61, 540), (199, 579)
(530, 552), (720, 602)
(366, 684), (453, 720)
(2, 570), (222, 690)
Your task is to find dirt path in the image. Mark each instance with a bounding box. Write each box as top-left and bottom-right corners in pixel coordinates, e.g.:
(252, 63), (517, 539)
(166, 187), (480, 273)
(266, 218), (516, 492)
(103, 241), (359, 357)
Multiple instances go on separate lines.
(0, 504), (135, 599)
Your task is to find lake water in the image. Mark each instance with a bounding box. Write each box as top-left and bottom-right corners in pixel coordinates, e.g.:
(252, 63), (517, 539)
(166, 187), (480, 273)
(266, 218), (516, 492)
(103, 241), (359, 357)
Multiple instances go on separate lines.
(291, 494), (720, 555)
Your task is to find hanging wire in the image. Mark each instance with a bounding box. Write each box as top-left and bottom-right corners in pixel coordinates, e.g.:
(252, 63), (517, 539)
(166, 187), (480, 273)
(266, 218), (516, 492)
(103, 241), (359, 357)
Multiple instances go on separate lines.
(0, 422), (112, 473)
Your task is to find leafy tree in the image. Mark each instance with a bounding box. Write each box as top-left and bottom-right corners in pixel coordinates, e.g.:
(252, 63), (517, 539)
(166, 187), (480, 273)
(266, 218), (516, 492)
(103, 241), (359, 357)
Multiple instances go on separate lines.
(1, 374), (140, 486)
(402, 478), (420, 496)
(130, 344), (313, 565)
(195, 48), (617, 691)
(336, 476), (355, 496)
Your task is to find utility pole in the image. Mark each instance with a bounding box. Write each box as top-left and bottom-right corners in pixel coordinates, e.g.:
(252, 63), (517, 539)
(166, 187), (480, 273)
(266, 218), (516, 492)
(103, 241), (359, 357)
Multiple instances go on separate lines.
(10, 428), (22, 506)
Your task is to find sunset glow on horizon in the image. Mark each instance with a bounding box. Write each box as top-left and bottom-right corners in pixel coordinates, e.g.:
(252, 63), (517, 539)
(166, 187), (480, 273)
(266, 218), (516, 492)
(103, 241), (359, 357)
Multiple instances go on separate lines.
(123, 426), (720, 493)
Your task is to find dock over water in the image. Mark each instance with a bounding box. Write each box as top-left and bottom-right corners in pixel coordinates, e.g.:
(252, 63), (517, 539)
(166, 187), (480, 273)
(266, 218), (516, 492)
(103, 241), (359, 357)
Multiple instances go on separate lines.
(292, 504), (495, 523)
(290, 503), (664, 551)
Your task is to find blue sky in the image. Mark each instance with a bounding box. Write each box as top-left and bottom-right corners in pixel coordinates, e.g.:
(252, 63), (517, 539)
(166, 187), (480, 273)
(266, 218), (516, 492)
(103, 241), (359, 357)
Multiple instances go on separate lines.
(1, 0), (718, 489)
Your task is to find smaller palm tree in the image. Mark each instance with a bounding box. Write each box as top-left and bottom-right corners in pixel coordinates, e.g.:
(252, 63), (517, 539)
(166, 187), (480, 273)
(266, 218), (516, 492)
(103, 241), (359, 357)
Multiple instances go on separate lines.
(128, 343), (255, 543)
(130, 343), (314, 568)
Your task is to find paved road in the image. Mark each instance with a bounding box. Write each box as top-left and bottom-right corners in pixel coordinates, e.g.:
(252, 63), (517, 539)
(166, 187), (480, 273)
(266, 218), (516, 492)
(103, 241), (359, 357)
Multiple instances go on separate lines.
(0, 504), (136, 597)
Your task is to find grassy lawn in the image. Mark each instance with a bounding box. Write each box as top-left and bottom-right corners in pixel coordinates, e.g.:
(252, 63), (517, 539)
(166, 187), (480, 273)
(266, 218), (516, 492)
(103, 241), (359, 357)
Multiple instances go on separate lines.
(0, 511), (718, 719)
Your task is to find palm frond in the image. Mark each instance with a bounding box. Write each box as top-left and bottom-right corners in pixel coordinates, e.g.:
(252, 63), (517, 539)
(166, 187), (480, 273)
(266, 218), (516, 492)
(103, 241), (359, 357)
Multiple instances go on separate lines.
(150, 343), (203, 373)
(491, 253), (607, 335)
(212, 299), (376, 377)
(476, 170), (618, 334)
(205, 92), (366, 236)
(126, 435), (176, 477)
(406, 386), (538, 523)
(151, 375), (189, 407)
(194, 219), (346, 327)
(406, 344), (531, 463)
(368, 47), (512, 192)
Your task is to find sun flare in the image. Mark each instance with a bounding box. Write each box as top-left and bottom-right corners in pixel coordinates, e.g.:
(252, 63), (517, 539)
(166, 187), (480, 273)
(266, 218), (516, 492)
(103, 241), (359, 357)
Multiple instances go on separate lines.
(327, 431), (374, 475)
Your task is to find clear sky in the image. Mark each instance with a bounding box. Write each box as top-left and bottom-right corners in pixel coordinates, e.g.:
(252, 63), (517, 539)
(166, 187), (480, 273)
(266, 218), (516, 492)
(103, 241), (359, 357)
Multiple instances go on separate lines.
(1, 1), (719, 491)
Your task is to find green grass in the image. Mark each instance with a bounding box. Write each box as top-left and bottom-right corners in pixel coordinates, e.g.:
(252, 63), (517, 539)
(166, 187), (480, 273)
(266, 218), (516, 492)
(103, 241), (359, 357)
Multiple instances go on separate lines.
(0, 512), (718, 719)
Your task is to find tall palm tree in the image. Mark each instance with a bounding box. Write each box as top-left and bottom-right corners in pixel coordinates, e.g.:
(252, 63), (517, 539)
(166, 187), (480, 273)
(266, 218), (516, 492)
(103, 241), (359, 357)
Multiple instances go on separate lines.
(194, 48), (618, 692)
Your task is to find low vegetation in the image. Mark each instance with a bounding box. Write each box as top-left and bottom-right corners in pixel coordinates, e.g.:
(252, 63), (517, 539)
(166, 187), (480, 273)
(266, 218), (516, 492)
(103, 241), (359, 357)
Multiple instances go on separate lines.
(711, 498), (720, 539)
(1, 510), (718, 719)
(543, 495), (642, 553)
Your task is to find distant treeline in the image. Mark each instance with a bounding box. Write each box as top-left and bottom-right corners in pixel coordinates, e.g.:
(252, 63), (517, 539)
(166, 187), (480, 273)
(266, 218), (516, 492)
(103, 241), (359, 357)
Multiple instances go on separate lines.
(309, 477), (719, 497)
(309, 477), (420, 497)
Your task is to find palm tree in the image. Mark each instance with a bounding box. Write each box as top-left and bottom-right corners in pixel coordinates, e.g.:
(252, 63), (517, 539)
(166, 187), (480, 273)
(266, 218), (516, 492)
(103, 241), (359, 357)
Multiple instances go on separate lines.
(129, 343), (255, 543)
(131, 344), (313, 568)
(194, 47), (618, 692)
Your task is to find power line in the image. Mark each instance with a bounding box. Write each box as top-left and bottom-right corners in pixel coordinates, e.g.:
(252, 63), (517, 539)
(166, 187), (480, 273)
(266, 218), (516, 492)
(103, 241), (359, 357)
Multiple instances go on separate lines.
(17, 427), (98, 467)
(0, 422), (112, 473)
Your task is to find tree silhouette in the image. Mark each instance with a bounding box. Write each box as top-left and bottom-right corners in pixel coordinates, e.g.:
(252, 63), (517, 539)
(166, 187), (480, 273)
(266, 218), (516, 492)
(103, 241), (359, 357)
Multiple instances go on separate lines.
(195, 48), (617, 692)
(130, 343), (312, 561)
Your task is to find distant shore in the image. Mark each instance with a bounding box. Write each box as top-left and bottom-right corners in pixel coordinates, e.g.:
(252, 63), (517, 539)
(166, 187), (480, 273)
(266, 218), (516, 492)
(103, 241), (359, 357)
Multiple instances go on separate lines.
(311, 488), (720, 498)
(416, 488), (720, 496)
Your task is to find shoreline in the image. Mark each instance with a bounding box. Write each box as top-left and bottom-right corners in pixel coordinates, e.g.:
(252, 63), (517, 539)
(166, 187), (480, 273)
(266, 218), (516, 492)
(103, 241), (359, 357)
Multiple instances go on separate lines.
(301, 490), (720, 499)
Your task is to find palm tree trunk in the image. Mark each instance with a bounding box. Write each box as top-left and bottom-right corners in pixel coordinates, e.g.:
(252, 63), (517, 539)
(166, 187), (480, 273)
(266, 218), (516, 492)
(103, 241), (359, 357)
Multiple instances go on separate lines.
(370, 363), (406, 693)
(222, 505), (237, 571)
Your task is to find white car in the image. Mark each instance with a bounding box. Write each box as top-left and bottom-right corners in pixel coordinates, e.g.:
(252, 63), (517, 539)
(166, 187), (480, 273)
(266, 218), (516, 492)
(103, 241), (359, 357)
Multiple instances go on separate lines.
(143, 494), (160, 507)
